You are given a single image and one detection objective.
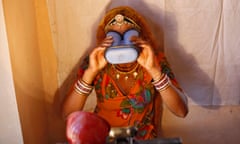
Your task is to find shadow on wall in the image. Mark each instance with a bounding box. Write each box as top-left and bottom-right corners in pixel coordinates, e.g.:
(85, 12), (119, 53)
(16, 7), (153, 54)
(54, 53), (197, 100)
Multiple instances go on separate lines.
(50, 2), (109, 142)
(52, 0), (222, 141)
(161, 8), (222, 109)
(117, 0), (222, 109)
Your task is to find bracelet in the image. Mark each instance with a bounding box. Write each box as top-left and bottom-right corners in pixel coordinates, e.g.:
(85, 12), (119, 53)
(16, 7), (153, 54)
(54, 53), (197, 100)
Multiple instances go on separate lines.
(74, 78), (93, 96)
(152, 74), (170, 92)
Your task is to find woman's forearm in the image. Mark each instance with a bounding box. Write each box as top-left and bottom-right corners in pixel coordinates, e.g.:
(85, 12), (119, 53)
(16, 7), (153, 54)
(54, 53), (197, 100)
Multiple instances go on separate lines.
(159, 85), (188, 117)
(81, 68), (99, 84)
(148, 67), (188, 117)
(62, 68), (97, 119)
(62, 90), (88, 119)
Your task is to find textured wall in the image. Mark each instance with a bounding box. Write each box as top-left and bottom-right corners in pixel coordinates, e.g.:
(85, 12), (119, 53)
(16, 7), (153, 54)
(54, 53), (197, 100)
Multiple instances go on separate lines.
(164, 0), (240, 106)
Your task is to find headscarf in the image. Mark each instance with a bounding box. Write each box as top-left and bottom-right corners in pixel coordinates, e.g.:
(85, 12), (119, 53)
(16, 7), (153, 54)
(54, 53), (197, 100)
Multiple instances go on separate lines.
(96, 6), (158, 52)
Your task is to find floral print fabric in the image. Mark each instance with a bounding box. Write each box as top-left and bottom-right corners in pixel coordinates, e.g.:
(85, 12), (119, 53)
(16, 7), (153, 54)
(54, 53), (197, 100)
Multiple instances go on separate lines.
(77, 52), (182, 139)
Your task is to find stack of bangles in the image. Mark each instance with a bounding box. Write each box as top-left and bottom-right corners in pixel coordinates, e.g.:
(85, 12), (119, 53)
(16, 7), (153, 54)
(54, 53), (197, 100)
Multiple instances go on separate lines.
(74, 78), (93, 96)
(152, 74), (171, 92)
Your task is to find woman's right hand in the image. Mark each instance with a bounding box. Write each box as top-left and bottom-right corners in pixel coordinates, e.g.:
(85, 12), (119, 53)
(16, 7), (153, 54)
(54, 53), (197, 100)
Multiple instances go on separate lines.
(62, 37), (113, 118)
(87, 36), (113, 75)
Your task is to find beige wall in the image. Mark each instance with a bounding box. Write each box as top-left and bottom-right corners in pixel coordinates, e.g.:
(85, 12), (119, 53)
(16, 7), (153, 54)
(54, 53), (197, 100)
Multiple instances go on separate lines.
(47, 0), (109, 112)
(161, 105), (240, 144)
(0, 1), (23, 143)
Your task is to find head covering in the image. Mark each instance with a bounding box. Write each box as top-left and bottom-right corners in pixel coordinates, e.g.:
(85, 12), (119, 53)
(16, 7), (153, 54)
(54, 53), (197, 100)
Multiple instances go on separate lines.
(96, 6), (158, 51)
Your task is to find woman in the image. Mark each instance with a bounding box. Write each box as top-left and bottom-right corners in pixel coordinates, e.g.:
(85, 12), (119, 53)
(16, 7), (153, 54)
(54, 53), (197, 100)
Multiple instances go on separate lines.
(62, 6), (188, 140)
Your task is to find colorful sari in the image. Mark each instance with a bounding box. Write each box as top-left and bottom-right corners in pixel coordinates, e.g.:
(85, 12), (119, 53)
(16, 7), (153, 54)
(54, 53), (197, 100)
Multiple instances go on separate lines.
(77, 52), (182, 139)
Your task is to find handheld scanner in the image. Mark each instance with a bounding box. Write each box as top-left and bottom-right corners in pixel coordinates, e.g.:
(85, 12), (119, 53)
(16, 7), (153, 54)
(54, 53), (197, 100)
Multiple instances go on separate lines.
(105, 29), (140, 64)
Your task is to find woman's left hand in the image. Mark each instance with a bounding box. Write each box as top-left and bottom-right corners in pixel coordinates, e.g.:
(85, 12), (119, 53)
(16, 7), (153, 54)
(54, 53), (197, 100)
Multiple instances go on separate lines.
(131, 37), (162, 79)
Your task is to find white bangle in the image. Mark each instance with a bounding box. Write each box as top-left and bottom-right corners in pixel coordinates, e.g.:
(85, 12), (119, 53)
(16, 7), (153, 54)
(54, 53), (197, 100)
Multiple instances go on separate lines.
(74, 79), (93, 96)
(152, 74), (170, 92)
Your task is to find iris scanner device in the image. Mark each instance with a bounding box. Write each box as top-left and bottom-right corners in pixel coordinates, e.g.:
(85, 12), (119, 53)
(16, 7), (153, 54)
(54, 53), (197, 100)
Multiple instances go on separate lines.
(104, 29), (140, 64)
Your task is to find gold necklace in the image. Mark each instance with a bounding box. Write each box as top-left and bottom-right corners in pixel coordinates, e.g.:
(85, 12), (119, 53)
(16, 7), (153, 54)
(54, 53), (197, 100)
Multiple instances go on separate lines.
(112, 63), (139, 80)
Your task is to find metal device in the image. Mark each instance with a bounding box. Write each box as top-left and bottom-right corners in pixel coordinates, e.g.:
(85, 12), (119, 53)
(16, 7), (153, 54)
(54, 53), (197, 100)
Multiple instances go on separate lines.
(105, 29), (140, 64)
(106, 126), (182, 144)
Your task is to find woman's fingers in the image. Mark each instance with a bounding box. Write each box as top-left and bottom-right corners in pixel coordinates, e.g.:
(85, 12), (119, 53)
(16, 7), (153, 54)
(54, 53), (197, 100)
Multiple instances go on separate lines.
(89, 47), (107, 71)
(131, 37), (157, 69)
(90, 47), (105, 60)
(91, 36), (113, 65)
(100, 36), (113, 47)
(131, 36), (151, 50)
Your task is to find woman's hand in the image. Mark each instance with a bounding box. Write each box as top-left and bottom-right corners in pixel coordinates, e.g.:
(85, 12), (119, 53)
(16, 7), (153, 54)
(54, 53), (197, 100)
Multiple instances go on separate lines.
(131, 37), (162, 79)
(88, 36), (113, 73)
(82, 36), (113, 84)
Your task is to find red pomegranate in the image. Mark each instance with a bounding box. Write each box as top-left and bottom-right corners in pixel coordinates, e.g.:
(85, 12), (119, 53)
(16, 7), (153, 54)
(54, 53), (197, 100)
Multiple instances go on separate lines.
(66, 111), (110, 144)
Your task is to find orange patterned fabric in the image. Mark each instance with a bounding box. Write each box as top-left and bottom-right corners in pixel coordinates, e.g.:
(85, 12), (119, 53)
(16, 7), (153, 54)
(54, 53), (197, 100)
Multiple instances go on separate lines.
(78, 52), (183, 139)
